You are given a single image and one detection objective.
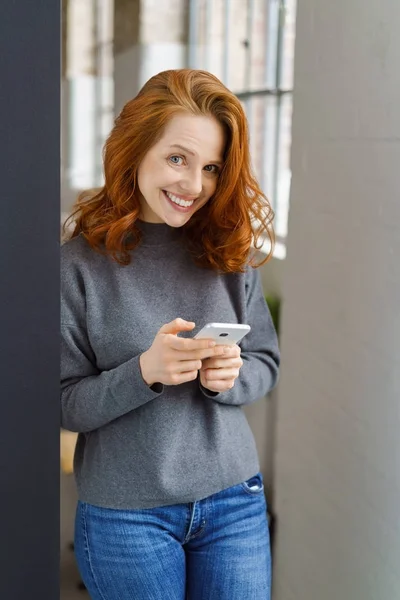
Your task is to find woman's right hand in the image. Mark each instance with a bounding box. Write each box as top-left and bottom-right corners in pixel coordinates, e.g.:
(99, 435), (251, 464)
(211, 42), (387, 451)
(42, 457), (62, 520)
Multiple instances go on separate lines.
(139, 318), (224, 387)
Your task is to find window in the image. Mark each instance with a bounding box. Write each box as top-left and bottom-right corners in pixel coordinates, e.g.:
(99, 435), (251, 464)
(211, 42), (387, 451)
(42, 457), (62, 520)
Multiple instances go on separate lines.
(188, 0), (297, 259)
(64, 0), (114, 192)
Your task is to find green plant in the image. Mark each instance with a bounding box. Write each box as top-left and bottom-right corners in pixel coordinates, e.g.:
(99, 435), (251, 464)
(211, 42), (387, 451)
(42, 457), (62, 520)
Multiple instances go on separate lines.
(265, 294), (281, 337)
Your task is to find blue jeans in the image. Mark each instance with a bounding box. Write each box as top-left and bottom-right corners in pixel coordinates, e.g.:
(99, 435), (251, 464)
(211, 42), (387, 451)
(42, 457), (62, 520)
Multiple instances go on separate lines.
(74, 473), (271, 599)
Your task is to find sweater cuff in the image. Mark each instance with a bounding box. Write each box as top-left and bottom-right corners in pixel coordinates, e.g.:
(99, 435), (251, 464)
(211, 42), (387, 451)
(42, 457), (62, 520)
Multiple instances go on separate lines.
(132, 354), (164, 398)
(198, 380), (220, 398)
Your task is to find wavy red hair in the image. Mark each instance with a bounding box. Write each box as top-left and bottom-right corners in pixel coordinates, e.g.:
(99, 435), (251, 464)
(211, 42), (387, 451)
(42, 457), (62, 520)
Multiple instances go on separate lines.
(64, 69), (275, 272)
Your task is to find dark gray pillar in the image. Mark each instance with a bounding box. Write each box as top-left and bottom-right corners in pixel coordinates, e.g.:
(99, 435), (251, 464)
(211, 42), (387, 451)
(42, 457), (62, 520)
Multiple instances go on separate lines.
(0, 2), (60, 598)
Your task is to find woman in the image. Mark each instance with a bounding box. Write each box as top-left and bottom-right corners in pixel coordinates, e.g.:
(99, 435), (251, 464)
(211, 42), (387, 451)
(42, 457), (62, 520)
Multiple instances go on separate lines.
(61, 69), (280, 600)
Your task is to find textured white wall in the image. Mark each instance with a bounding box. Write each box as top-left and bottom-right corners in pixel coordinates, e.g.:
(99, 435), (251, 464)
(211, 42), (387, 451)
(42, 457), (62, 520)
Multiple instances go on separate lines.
(114, 42), (187, 116)
(114, 0), (187, 115)
(273, 1), (400, 599)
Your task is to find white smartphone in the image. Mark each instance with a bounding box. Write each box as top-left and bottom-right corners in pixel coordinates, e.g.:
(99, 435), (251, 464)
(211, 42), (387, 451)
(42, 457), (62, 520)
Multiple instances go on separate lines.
(194, 323), (251, 346)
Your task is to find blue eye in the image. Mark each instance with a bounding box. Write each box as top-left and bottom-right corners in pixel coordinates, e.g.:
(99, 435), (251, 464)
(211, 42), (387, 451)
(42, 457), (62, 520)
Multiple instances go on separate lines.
(169, 155), (184, 166)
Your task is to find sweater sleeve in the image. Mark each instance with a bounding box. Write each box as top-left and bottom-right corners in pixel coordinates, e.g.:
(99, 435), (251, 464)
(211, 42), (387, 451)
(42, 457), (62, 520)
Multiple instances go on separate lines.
(61, 248), (163, 433)
(199, 266), (280, 406)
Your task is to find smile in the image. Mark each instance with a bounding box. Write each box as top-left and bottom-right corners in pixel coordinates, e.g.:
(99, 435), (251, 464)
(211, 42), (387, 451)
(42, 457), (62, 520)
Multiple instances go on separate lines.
(163, 190), (196, 208)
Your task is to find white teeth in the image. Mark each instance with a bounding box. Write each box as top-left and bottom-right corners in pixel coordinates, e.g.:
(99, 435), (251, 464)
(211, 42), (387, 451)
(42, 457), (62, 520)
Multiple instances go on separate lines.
(164, 191), (195, 208)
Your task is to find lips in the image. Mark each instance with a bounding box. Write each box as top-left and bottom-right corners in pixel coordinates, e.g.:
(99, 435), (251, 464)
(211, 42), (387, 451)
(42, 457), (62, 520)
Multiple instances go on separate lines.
(163, 190), (196, 207)
(162, 190), (198, 213)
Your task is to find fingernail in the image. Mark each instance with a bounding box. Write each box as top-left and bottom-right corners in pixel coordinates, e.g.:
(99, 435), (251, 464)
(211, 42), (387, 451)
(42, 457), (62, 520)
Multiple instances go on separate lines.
(209, 341), (216, 347)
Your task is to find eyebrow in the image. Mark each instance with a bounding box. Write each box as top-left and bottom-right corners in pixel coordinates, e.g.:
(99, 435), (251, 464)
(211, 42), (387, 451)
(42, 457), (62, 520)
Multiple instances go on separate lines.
(168, 144), (223, 165)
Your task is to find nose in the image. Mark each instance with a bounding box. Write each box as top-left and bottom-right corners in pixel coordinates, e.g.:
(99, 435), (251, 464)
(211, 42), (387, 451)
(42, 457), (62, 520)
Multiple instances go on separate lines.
(179, 168), (203, 197)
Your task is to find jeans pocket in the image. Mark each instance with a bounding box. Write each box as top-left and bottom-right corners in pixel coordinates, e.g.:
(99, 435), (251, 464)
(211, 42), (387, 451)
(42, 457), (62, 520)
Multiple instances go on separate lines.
(240, 472), (265, 495)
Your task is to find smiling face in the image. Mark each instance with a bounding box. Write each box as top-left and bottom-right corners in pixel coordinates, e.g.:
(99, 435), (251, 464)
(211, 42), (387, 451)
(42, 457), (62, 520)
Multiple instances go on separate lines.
(137, 112), (226, 227)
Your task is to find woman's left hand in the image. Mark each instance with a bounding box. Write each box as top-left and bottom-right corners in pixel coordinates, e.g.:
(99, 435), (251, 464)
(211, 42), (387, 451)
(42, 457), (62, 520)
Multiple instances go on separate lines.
(199, 344), (243, 393)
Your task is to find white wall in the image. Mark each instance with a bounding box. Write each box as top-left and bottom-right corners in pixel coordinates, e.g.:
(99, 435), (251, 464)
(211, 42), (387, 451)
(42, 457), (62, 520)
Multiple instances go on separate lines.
(114, 43), (187, 116)
(114, 0), (187, 115)
(273, 1), (400, 598)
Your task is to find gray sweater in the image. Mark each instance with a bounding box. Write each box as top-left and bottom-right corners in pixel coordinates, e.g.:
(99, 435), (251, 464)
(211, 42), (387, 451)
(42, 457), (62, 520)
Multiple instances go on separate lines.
(61, 221), (280, 509)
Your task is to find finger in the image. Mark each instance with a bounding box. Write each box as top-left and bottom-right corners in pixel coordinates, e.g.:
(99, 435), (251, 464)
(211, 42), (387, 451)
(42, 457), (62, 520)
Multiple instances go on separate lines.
(175, 360), (203, 374)
(169, 370), (199, 385)
(168, 335), (219, 353)
(203, 345), (240, 360)
(159, 318), (196, 335)
(201, 357), (243, 370)
(203, 368), (240, 381)
(221, 345), (241, 357)
(202, 378), (236, 392)
(174, 346), (225, 362)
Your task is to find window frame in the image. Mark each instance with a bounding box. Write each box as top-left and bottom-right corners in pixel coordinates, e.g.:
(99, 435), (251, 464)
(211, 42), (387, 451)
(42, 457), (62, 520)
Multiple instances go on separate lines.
(188, 0), (296, 259)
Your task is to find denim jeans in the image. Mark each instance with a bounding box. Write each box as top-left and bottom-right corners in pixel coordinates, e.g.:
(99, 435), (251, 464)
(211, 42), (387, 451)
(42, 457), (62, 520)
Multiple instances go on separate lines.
(74, 473), (271, 599)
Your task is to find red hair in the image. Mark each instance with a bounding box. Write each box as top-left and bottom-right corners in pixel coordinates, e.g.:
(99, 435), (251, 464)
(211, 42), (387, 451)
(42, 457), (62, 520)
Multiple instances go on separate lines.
(64, 69), (275, 272)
